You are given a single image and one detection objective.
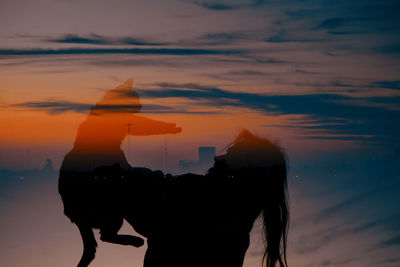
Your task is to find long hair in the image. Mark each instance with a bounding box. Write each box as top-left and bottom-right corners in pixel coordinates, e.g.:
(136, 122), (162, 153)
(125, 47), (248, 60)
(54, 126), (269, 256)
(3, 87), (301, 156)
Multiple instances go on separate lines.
(220, 130), (289, 267)
(262, 164), (289, 267)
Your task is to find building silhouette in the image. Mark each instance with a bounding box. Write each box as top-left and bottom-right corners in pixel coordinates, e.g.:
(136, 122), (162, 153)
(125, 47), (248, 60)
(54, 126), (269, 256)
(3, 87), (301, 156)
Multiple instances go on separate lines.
(179, 147), (216, 174)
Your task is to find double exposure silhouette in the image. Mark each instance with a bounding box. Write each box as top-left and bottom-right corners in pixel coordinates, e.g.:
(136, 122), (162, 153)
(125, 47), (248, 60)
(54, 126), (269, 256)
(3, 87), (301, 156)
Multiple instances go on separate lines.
(61, 78), (181, 172)
(58, 79), (182, 266)
(59, 79), (289, 267)
(142, 130), (289, 267)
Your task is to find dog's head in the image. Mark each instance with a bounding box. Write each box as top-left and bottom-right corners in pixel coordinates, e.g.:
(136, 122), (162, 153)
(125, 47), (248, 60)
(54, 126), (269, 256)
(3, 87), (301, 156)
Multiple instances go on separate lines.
(91, 78), (142, 115)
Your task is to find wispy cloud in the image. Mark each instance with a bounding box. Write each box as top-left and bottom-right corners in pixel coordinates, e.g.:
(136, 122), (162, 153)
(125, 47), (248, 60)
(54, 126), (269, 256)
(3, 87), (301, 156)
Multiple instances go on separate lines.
(197, 1), (236, 10)
(11, 100), (221, 115)
(9, 81), (400, 143)
(374, 43), (400, 54)
(0, 47), (243, 56)
(314, 182), (400, 223)
(374, 257), (400, 265)
(373, 80), (400, 90)
(48, 33), (168, 46)
(380, 234), (400, 247)
(12, 101), (91, 114)
(190, 32), (249, 45)
(265, 30), (322, 43)
(137, 82), (400, 143)
(193, 0), (265, 10)
(350, 215), (400, 234)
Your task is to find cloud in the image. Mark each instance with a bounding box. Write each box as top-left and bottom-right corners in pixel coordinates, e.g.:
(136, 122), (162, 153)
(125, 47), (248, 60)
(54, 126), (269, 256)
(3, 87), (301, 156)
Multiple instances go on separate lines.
(50, 34), (110, 45)
(119, 37), (168, 46)
(373, 80), (400, 90)
(10, 82), (400, 143)
(296, 230), (337, 254)
(380, 234), (400, 247)
(350, 215), (400, 234)
(315, 17), (368, 35)
(194, 32), (248, 45)
(205, 69), (275, 80)
(0, 47), (243, 56)
(193, 0), (265, 10)
(374, 43), (400, 54)
(11, 100), (221, 115)
(197, 2), (236, 10)
(265, 30), (322, 43)
(48, 34), (168, 46)
(314, 182), (400, 223)
(137, 82), (400, 143)
(316, 18), (350, 30)
(374, 257), (400, 265)
(12, 101), (92, 114)
(273, 1), (400, 58)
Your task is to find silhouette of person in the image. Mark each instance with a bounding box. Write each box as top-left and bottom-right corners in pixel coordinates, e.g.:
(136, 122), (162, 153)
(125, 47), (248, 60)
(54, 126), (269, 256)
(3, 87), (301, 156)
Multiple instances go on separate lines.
(140, 130), (289, 267)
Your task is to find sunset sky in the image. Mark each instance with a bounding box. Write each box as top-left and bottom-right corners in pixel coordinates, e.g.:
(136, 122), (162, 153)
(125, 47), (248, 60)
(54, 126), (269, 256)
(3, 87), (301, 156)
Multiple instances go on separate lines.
(1, 0), (400, 266)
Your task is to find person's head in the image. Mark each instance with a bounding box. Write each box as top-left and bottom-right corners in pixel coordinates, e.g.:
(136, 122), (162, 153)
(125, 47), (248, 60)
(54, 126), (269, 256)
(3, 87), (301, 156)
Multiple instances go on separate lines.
(215, 130), (289, 267)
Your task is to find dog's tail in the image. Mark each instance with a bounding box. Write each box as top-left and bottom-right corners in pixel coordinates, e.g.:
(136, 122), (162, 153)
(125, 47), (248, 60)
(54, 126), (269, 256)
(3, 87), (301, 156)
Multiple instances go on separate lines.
(76, 221), (97, 267)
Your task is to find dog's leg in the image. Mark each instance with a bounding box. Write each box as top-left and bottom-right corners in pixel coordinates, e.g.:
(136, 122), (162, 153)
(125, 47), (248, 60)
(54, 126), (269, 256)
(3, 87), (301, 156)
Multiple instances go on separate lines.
(100, 218), (144, 247)
(76, 221), (97, 267)
(125, 215), (150, 239)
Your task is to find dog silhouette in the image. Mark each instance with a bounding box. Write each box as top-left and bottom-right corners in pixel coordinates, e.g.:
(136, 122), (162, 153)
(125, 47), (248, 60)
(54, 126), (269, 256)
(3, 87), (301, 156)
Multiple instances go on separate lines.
(58, 79), (181, 266)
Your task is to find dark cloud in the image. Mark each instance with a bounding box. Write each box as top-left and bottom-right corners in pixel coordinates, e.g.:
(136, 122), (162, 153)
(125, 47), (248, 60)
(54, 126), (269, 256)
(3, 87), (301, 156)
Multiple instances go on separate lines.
(295, 212), (400, 260)
(373, 80), (400, 90)
(374, 257), (400, 265)
(119, 37), (168, 46)
(205, 69), (271, 80)
(198, 2), (236, 10)
(48, 34), (168, 46)
(194, 0), (265, 10)
(13, 101), (92, 114)
(50, 34), (110, 45)
(0, 47), (243, 56)
(380, 234), (400, 247)
(296, 225), (342, 254)
(265, 30), (321, 43)
(12, 100), (220, 115)
(315, 17), (367, 35)
(279, 1), (400, 57)
(195, 32), (247, 45)
(314, 183), (400, 223)
(316, 18), (349, 30)
(49, 30), (259, 48)
(350, 215), (400, 234)
(138, 82), (400, 143)
(10, 82), (400, 143)
(374, 43), (400, 54)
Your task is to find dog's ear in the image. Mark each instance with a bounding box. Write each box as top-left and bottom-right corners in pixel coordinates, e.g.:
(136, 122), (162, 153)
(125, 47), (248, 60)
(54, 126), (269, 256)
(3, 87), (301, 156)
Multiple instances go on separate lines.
(92, 78), (142, 114)
(99, 78), (134, 102)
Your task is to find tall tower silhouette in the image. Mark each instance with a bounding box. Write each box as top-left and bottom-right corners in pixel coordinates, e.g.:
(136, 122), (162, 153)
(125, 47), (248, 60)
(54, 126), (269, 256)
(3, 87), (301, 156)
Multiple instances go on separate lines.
(125, 124), (134, 163)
